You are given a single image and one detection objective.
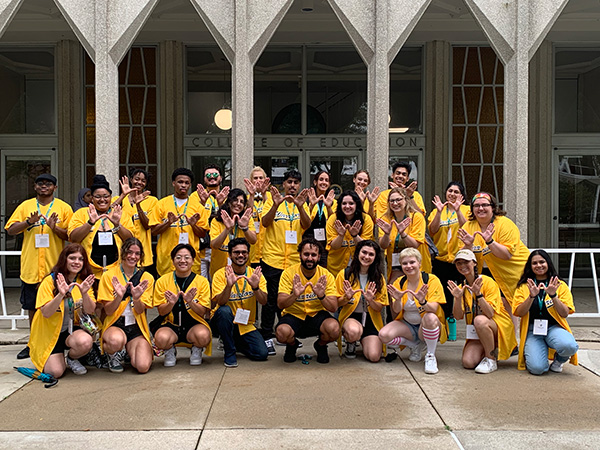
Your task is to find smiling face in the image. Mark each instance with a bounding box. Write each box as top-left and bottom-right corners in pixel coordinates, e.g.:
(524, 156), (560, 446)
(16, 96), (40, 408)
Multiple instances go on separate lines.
(66, 252), (85, 277)
(472, 198), (493, 223)
(400, 255), (421, 276)
(283, 177), (300, 196)
(314, 173), (330, 195)
(445, 184), (462, 203)
(123, 244), (142, 269)
(173, 248), (194, 274)
(341, 195), (356, 219)
(34, 180), (57, 199)
(230, 195), (246, 215)
(353, 171), (370, 190)
(230, 244), (249, 268)
(357, 245), (376, 270)
(393, 166), (409, 186)
(131, 172), (147, 192)
(454, 259), (476, 277)
(251, 169), (266, 187)
(172, 175), (191, 199)
(92, 188), (111, 212)
(531, 254), (549, 279)
(388, 192), (406, 213)
(300, 244), (320, 271)
(204, 168), (221, 188)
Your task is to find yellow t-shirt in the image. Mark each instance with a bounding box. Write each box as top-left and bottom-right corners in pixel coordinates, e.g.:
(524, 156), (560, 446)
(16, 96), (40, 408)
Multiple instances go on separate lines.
(374, 189), (425, 218)
(260, 199), (309, 270)
(211, 266), (267, 335)
(391, 272), (447, 343)
(513, 281), (577, 370)
(29, 274), (95, 371)
(188, 191), (219, 259)
(380, 211), (431, 276)
(148, 195), (208, 276)
(461, 215), (530, 305)
(279, 263), (336, 320)
(98, 265), (154, 345)
(325, 213), (374, 276)
(335, 271), (388, 330)
(427, 204), (471, 263)
(456, 275), (517, 360)
(209, 219), (252, 279)
(249, 192), (271, 264)
(113, 195), (158, 267)
(68, 207), (132, 279)
(5, 197), (73, 284)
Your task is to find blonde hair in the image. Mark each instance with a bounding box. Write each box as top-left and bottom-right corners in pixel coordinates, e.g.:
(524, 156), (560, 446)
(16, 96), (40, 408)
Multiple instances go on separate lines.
(250, 166), (267, 178)
(400, 247), (422, 264)
(385, 187), (417, 220)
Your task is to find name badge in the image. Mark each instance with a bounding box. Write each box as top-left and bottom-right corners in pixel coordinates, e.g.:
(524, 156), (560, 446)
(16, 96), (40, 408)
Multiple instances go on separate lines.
(227, 257), (232, 266)
(35, 233), (50, 248)
(314, 228), (326, 241)
(285, 230), (298, 244)
(98, 231), (114, 246)
(392, 252), (401, 267)
(124, 305), (135, 326)
(447, 229), (452, 243)
(234, 308), (251, 325)
(533, 319), (548, 336)
(466, 324), (479, 340)
(179, 232), (189, 244)
(68, 318), (74, 335)
(254, 221), (260, 233)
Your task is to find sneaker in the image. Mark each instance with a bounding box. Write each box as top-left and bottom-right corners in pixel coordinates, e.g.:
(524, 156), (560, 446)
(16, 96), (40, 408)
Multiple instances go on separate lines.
(16, 346), (30, 360)
(313, 340), (330, 364)
(424, 352), (438, 374)
(107, 352), (124, 373)
(275, 339), (287, 346)
(549, 358), (565, 373)
(265, 339), (276, 356)
(408, 341), (427, 362)
(123, 350), (131, 365)
(224, 359), (238, 368)
(386, 341), (400, 350)
(284, 341), (299, 363)
(474, 357), (498, 374)
(190, 346), (203, 366)
(296, 339), (303, 349)
(344, 342), (357, 359)
(164, 346), (177, 367)
(66, 356), (87, 375)
(217, 338), (224, 351)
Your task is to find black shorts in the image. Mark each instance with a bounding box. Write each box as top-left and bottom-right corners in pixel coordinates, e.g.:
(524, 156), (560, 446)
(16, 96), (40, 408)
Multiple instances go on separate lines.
(113, 317), (144, 342)
(51, 330), (70, 355)
(276, 310), (333, 339)
(20, 282), (39, 311)
(348, 311), (378, 339)
(159, 321), (203, 344)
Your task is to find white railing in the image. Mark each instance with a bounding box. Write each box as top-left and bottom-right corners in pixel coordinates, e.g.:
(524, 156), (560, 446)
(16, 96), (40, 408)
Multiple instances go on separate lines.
(0, 251), (28, 330)
(542, 248), (600, 318)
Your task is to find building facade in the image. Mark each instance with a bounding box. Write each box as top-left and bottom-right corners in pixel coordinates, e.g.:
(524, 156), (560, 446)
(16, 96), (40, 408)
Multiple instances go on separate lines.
(1, 0), (600, 285)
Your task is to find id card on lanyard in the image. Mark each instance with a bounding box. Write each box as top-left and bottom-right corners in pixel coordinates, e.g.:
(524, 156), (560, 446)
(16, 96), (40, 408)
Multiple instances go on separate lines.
(284, 201), (298, 244)
(233, 270), (250, 325)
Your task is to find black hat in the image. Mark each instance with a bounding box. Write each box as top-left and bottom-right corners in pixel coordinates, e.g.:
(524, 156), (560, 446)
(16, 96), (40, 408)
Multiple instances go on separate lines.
(35, 173), (57, 185)
(90, 174), (112, 194)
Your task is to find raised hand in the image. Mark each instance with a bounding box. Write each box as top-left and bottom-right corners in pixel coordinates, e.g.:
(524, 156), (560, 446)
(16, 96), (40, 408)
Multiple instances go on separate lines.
(405, 181), (418, 197)
(449, 194), (464, 211)
(216, 186), (230, 206)
(312, 275), (327, 299)
(363, 281), (377, 303)
(46, 212), (59, 230)
(119, 176), (135, 197)
(294, 188), (309, 207)
(457, 228), (475, 247)
(470, 276), (483, 297)
(526, 278), (541, 298)
(343, 280), (360, 302)
(56, 273), (75, 297)
(167, 211), (180, 225)
(238, 208), (253, 229)
(196, 184), (209, 203)
(376, 218), (392, 235)
(225, 265), (241, 287)
(387, 284), (408, 302)
(78, 274), (95, 293)
(413, 284), (429, 304)
(244, 266), (262, 290)
(182, 287), (198, 304)
(108, 204), (123, 226)
(447, 280), (465, 298)
(88, 204), (101, 224)
(334, 219), (346, 236)
(131, 189), (150, 204)
(355, 185), (366, 202)
(187, 212), (200, 227)
(389, 181), (399, 190)
(131, 279), (149, 300)
(270, 186), (284, 205)
(292, 274), (307, 297)
(27, 211), (41, 225)
(546, 276), (560, 297)
(307, 188), (319, 206)
(432, 195), (446, 212)
(164, 290), (179, 305)
(221, 210), (235, 230)
(112, 276), (127, 299)
(243, 178), (256, 195)
(394, 216), (411, 235)
(366, 186), (380, 203)
(477, 223), (495, 244)
(259, 177), (271, 194)
(348, 219), (363, 237)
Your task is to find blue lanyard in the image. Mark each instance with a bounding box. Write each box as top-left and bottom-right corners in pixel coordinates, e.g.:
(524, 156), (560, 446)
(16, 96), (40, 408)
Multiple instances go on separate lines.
(317, 201), (325, 221)
(233, 268), (248, 306)
(36, 198), (54, 226)
(284, 201), (297, 229)
(120, 265), (138, 283)
(172, 195), (189, 227)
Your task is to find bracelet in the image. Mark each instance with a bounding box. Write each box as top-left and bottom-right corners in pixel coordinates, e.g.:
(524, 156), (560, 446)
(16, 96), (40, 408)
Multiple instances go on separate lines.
(418, 299), (427, 306)
(476, 294), (484, 299)
(317, 294), (325, 300)
(410, 195), (414, 199)
(112, 225), (121, 234)
(400, 234), (407, 239)
(87, 219), (94, 226)
(25, 219), (31, 226)
(486, 238), (494, 245)
(252, 286), (259, 291)
(239, 226), (249, 232)
(549, 293), (557, 299)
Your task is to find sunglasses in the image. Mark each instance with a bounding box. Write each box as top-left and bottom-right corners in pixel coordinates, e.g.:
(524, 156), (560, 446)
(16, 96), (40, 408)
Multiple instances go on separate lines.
(205, 172), (220, 179)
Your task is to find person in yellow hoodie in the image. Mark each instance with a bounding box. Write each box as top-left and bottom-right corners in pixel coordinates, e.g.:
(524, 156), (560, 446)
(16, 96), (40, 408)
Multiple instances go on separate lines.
(513, 250), (578, 375)
(29, 244), (96, 378)
(448, 249), (517, 374)
(335, 240), (388, 362)
(98, 238), (154, 374)
(153, 243), (212, 367)
(378, 248), (446, 374)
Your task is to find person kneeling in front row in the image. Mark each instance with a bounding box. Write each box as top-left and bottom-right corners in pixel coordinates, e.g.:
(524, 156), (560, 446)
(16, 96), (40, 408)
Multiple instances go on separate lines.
(211, 238), (269, 368)
(276, 238), (340, 363)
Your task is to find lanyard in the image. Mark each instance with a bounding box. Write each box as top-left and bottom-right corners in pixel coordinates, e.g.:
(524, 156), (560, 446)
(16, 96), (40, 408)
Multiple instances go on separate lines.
(284, 201), (297, 229)
(445, 205), (456, 223)
(208, 195), (217, 212)
(120, 265), (138, 283)
(317, 201), (325, 221)
(393, 214), (408, 251)
(173, 271), (192, 292)
(462, 288), (477, 322)
(535, 281), (547, 316)
(233, 268), (248, 309)
(229, 223), (239, 241)
(172, 195), (189, 227)
(357, 275), (368, 311)
(37, 198), (55, 227)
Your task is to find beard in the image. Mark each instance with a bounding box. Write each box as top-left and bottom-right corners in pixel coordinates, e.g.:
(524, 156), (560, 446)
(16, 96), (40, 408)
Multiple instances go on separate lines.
(300, 259), (317, 270)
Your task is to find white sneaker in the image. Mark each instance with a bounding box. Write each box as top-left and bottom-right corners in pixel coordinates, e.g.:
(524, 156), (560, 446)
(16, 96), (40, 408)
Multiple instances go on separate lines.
(66, 356), (87, 375)
(424, 353), (438, 374)
(408, 341), (427, 362)
(164, 346), (177, 367)
(344, 342), (357, 359)
(265, 339), (276, 356)
(190, 346), (203, 366)
(475, 357), (498, 374)
(549, 358), (564, 373)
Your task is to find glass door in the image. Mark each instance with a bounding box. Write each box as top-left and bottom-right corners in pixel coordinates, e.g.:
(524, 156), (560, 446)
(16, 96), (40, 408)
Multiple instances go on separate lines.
(303, 150), (364, 195)
(1, 150), (56, 286)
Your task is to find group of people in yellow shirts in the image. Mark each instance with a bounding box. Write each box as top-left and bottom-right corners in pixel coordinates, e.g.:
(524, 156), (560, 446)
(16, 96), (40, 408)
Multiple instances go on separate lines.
(6, 162), (578, 378)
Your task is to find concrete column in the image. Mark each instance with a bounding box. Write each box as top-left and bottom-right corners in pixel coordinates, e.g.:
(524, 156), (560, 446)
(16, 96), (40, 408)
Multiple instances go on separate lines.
(159, 40), (184, 196)
(424, 40), (451, 201)
(56, 40), (83, 203)
(189, 0), (293, 187)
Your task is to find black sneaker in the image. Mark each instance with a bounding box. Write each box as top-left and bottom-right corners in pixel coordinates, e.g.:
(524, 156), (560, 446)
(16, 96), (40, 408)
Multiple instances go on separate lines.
(344, 342), (357, 359)
(16, 346), (30, 360)
(313, 340), (329, 364)
(108, 352), (124, 373)
(284, 341), (299, 363)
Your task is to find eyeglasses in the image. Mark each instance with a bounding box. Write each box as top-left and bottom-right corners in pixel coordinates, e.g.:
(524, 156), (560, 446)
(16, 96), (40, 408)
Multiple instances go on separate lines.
(473, 203), (492, 209)
(174, 255), (193, 261)
(389, 198), (405, 203)
(205, 172), (220, 179)
(231, 250), (248, 255)
(93, 195), (111, 200)
(36, 181), (54, 187)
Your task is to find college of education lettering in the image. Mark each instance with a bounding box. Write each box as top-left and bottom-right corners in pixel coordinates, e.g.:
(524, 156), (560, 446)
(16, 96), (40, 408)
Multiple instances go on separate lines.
(190, 135), (424, 149)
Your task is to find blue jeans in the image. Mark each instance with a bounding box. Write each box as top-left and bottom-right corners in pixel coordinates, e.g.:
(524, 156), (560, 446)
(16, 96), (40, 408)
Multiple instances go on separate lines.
(212, 305), (268, 365)
(524, 324), (578, 375)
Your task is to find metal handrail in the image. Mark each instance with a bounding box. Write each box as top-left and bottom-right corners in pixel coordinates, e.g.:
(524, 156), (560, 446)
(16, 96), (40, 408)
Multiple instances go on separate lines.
(0, 251), (27, 330)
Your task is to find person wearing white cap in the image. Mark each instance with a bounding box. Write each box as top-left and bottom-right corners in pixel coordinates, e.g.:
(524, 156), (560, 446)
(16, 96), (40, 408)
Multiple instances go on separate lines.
(447, 249), (517, 374)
